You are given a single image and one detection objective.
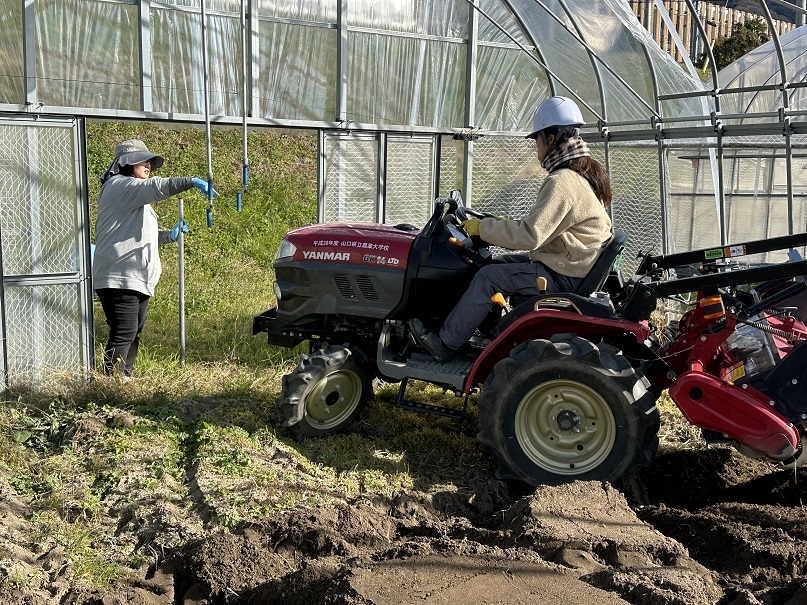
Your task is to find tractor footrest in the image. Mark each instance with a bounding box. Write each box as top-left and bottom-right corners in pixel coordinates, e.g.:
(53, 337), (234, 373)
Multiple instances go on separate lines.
(396, 378), (466, 418)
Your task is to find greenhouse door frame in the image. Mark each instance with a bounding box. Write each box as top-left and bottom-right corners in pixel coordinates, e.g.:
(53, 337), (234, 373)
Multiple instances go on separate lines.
(0, 115), (93, 385)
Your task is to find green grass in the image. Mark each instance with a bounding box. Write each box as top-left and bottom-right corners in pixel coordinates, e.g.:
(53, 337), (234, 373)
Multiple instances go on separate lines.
(87, 120), (318, 368)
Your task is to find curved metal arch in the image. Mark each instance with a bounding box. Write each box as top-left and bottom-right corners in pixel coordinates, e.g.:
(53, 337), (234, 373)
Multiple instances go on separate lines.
(612, 0), (661, 116)
(731, 31), (805, 116)
(471, 0), (603, 120)
(740, 56), (801, 115)
(756, 0), (794, 235)
(756, 0), (790, 109)
(680, 0), (724, 246)
(519, 0), (660, 119)
(465, 0), (558, 98)
(529, 0), (608, 122)
(680, 0), (719, 108)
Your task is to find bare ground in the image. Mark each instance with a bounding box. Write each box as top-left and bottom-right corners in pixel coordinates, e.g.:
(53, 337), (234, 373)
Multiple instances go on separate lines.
(1, 409), (806, 605)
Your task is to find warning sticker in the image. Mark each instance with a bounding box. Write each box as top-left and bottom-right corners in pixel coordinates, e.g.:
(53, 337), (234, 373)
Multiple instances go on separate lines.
(704, 248), (723, 260)
(724, 245), (746, 258)
(719, 361), (746, 384)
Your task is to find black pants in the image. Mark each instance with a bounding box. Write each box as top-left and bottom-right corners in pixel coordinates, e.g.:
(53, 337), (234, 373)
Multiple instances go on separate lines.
(96, 288), (150, 376)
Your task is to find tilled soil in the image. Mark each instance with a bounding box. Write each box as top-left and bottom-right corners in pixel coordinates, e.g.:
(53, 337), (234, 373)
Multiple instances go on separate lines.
(4, 441), (805, 605)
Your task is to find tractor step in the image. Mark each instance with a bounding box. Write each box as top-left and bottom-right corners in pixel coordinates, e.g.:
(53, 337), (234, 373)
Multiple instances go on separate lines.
(396, 378), (467, 418)
(377, 325), (473, 391)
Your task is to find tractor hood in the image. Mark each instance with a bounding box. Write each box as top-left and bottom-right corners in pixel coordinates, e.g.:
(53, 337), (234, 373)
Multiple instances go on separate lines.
(278, 223), (417, 270)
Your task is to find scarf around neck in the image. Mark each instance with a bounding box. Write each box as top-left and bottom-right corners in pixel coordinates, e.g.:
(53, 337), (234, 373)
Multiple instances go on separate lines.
(541, 135), (591, 173)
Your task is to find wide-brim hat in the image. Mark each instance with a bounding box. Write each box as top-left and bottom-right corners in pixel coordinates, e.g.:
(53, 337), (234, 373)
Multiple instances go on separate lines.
(113, 139), (164, 170)
(99, 138), (164, 184)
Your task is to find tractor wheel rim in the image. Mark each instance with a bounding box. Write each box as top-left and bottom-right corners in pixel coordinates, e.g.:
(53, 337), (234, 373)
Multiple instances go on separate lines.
(306, 370), (362, 430)
(514, 378), (616, 475)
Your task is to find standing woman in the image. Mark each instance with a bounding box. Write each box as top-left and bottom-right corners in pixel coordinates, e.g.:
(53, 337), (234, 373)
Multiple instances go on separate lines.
(93, 139), (217, 376)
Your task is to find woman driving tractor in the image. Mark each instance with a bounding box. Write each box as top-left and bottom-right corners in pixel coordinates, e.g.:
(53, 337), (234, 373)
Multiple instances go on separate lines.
(409, 95), (614, 362)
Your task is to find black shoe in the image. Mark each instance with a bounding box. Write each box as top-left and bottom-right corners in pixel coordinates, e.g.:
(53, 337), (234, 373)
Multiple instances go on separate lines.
(408, 318), (453, 362)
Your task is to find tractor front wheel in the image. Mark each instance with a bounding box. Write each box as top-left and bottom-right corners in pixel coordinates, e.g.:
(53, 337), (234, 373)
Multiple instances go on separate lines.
(477, 335), (659, 486)
(277, 344), (372, 439)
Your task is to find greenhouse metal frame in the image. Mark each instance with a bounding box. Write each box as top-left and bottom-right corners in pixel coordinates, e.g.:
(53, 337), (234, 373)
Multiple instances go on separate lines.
(0, 0), (806, 380)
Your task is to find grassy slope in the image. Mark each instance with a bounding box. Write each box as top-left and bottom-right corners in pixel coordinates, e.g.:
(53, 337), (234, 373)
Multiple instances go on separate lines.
(86, 121), (318, 369)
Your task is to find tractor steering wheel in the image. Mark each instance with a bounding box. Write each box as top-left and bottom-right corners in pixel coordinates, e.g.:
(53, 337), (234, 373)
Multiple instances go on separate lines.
(454, 205), (495, 223)
(442, 206), (494, 262)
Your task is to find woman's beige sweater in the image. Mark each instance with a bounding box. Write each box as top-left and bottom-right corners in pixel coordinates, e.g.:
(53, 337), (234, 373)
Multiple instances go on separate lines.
(478, 168), (612, 278)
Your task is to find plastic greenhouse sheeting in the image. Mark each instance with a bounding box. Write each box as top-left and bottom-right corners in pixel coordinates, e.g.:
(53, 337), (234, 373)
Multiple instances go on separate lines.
(718, 24), (807, 128)
(662, 24), (807, 265)
(0, 0), (711, 131)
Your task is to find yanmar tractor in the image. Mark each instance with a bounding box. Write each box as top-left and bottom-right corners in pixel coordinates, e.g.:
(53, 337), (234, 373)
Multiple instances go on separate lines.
(254, 191), (807, 487)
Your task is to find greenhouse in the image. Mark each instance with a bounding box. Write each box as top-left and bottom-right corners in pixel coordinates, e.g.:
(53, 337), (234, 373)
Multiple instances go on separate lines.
(0, 0), (805, 380)
(670, 23), (807, 263)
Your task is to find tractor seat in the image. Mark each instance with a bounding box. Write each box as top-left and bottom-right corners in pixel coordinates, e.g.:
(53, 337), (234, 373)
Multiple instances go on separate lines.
(574, 230), (629, 297)
(509, 230), (628, 306)
(491, 231), (628, 336)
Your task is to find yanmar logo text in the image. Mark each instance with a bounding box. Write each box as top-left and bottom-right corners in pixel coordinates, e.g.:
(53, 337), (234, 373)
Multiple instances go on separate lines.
(303, 250), (350, 261)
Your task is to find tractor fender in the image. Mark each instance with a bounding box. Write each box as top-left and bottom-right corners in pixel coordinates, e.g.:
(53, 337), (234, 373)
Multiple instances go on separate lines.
(466, 309), (650, 389)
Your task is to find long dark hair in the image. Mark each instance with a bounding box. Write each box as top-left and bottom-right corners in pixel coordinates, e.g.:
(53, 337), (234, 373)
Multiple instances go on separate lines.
(560, 156), (612, 209)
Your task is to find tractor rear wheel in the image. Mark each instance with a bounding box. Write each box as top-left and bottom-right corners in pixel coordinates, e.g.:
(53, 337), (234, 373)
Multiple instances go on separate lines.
(277, 344), (372, 439)
(477, 335), (659, 487)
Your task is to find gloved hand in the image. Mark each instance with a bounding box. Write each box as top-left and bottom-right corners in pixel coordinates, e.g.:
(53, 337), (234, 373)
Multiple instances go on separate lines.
(192, 177), (220, 197)
(460, 218), (481, 236)
(170, 219), (189, 242)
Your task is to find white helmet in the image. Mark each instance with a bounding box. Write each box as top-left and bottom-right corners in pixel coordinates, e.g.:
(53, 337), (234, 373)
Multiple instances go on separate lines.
(526, 96), (585, 139)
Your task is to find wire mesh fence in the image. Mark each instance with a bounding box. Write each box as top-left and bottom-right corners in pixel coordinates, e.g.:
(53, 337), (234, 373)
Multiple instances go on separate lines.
(4, 283), (84, 384)
(469, 135), (544, 219)
(0, 125), (78, 275)
(323, 134), (378, 222)
(438, 136), (463, 198)
(0, 120), (88, 384)
(606, 143), (662, 276)
(666, 135), (807, 265)
(385, 136), (435, 227)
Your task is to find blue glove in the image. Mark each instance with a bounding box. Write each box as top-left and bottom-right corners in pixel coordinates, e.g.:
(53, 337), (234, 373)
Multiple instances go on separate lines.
(170, 219), (189, 242)
(192, 177), (219, 197)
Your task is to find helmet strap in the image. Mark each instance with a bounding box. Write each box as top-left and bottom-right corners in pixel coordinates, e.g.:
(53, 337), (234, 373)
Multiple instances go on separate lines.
(542, 127), (579, 152)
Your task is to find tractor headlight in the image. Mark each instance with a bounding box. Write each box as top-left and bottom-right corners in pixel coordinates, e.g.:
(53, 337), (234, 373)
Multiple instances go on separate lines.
(273, 281), (282, 301)
(275, 238), (297, 261)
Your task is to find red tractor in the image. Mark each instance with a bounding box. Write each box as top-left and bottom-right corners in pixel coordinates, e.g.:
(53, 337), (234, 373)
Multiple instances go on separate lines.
(254, 192), (807, 486)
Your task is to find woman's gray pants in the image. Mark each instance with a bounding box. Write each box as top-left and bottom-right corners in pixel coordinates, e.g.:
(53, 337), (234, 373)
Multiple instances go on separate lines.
(438, 255), (582, 350)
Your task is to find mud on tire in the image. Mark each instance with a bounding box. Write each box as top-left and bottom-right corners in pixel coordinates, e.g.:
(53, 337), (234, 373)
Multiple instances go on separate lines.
(477, 334), (659, 487)
(277, 344), (372, 440)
